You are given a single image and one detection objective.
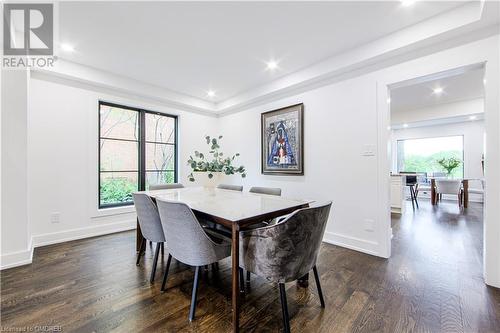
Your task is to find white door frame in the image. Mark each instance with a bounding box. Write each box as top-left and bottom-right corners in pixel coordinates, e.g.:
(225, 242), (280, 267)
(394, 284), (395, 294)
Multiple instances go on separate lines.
(375, 35), (500, 287)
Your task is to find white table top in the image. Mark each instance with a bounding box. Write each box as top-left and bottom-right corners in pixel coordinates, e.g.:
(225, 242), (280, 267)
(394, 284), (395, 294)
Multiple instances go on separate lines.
(138, 186), (310, 223)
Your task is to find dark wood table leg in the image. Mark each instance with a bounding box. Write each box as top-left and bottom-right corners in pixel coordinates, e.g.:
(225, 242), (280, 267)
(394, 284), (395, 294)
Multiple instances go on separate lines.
(297, 273), (309, 288)
(231, 223), (240, 333)
(463, 179), (469, 208)
(431, 179), (436, 205)
(136, 218), (145, 252)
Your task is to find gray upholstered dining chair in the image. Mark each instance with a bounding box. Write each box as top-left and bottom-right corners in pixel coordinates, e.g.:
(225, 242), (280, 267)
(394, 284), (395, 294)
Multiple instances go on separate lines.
(149, 183), (184, 190)
(249, 186), (282, 196)
(239, 202), (332, 333)
(132, 193), (166, 284)
(146, 183), (184, 245)
(216, 184), (243, 191)
(156, 199), (232, 322)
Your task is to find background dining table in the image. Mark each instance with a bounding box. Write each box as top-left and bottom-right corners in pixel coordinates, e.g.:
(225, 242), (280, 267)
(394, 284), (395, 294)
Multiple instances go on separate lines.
(429, 177), (482, 208)
(136, 186), (311, 333)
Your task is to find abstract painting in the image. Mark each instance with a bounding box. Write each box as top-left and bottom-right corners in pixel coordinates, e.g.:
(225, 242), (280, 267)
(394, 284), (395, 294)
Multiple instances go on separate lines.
(261, 103), (304, 175)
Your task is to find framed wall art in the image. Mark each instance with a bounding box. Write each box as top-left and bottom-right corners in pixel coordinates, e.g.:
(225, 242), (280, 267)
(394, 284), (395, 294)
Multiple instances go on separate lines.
(261, 103), (304, 175)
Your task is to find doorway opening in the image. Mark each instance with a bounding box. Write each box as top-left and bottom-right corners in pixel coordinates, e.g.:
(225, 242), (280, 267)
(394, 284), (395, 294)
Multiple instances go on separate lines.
(387, 63), (486, 289)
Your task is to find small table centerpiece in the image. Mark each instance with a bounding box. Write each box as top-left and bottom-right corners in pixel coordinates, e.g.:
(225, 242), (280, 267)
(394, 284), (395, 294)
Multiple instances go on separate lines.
(187, 135), (246, 187)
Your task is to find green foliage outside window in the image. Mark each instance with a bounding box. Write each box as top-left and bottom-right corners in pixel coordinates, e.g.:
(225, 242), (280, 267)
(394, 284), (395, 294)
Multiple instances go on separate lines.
(100, 178), (136, 206)
(402, 150), (463, 178)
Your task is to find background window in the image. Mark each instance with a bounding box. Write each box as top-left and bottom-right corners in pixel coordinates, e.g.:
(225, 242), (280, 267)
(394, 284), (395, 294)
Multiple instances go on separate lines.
(99, 102), (177, 208)
(397, 135), (464, 178)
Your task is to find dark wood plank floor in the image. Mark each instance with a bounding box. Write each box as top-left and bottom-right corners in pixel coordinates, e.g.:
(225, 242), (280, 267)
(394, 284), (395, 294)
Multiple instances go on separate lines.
(2, 200), (500, 332)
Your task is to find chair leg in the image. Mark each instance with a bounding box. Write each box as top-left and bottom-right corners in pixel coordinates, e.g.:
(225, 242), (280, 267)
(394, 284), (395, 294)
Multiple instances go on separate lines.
(413, 187), (419, 209)
(409, 186), (415, 210)
(189, 266), (201, 322)
(160, 242), (164, 255)
(239, 268), (245, 293)
(150, 243), (161, 283)
(136, 238), (145, 266)
(279, 283), (291, 333)
(246, 271), (251, 285)
(313, 266), (326, 308)
(161, 254), (172, 292)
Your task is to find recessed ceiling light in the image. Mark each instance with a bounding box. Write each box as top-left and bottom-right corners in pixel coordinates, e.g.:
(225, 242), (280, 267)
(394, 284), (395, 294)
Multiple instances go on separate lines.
(469, 115), (477, 120)
(403, 123), (409, 128)
(266, 60), (278, 70)
(207, 90), (216, 98)
(60, 43), (75, 52)
(433, 87), (444, 95)
(401, 0), (417, 7)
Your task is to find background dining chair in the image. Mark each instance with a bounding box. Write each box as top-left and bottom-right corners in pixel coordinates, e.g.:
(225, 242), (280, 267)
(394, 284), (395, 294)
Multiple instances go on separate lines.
(216, 184), (243, 191)
(249, 186), (282, 196)
(132, 193), (166, 283)
(239, 202), (332, 333)
(435, 179), (463, 207)
(156, 199), (232, 322)
(149, 183), (184, 190)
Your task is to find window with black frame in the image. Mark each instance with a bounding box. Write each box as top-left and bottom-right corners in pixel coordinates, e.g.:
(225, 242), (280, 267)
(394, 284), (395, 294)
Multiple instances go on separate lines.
(99, 102), (177, 208)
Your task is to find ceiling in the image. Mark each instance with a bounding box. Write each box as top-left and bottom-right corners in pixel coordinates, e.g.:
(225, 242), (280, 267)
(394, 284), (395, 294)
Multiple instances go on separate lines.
(58, 1), (467, 103)
(390, 66), (485, 114)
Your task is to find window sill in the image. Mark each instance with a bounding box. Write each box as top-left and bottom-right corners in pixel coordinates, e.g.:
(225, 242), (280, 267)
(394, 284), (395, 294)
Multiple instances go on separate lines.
(92, 205), (136, 218)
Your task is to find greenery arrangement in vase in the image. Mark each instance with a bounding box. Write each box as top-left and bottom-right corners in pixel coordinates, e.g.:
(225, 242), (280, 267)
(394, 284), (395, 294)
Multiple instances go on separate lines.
(437, 157), (462, 177)
(187, 135), (246, 182)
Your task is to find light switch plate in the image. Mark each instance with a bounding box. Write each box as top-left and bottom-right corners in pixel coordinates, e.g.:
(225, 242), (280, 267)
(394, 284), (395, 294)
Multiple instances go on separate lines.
(362, 144), (376, 156)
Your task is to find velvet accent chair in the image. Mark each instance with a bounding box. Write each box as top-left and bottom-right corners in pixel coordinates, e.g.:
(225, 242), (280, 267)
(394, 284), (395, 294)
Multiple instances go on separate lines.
(216, 184), (243, 191)
(244, 186), (282, 284)
(149, 183), (184, 190)
(156, 199), (232, 322)
(249, 186), (282, 196)
(239, 202), (332, 333)
(132, 193), (166, 284)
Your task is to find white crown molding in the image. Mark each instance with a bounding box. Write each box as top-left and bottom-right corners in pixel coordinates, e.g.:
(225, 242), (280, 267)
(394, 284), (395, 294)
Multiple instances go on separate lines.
(31, 1), (498, 117)
(33, 59), (218, 116)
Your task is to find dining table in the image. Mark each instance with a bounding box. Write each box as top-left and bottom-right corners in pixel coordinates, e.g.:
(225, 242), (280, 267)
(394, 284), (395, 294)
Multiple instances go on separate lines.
(135, 186), (311, 333)
(430, 177), (481, 208)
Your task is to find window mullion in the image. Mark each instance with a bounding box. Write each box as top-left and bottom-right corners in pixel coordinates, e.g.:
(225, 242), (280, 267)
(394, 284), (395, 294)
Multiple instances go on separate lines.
(139, 110), (146, 191)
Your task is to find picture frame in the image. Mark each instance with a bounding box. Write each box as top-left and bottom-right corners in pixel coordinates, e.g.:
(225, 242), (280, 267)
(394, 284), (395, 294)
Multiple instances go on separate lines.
(261, 103), (304, 175)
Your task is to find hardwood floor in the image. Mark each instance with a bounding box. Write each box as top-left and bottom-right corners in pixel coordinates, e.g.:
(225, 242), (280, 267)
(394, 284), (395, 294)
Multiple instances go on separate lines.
(2, 200), (500, 332)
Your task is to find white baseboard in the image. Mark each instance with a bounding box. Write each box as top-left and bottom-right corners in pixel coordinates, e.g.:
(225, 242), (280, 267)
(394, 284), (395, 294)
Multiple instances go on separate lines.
(32, 220), (136, 247)
(322, 231), (381, 257)
(0, 220), (136, 270)
(0, 238), (33, 270)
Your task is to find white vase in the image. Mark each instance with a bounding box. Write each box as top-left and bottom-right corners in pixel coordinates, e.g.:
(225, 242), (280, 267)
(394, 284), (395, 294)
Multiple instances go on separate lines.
(192, 171), (224, 187)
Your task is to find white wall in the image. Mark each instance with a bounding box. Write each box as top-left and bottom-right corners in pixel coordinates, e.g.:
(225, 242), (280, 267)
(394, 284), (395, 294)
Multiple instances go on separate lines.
(391, 98), (484, 125)
(0, 73), (218, 268)
(1, 70), (31, 267)
(219, 75), (382, 256)
(391, 120), (485, 200)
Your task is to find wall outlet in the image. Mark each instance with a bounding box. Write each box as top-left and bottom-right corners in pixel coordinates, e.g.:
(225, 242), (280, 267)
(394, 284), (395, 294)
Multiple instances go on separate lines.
(361, 144), (376, 156)
(50, 212), (60, 224)
(364, 219), (375, 232)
